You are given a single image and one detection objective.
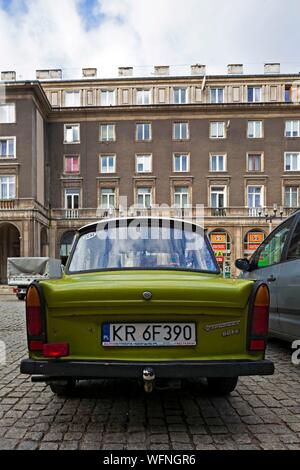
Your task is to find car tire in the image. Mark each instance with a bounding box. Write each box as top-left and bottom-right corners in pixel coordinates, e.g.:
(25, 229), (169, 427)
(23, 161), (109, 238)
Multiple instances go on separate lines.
(49, 379), (76, 396)
(17, 294), (26, 301)
(207, 377), (238, 395)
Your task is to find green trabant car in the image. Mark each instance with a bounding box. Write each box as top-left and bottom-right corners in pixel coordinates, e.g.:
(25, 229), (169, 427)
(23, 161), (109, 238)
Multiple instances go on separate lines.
(21, 217), (274, 396)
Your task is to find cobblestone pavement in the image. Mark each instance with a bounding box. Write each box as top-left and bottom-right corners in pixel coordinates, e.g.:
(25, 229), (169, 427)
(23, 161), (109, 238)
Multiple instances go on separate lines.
(0, 295), (300, 451)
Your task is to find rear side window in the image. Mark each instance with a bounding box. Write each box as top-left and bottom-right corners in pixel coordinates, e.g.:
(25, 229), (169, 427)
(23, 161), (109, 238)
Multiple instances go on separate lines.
(250, 218), (294, 269)
(287, 217), (300, 260)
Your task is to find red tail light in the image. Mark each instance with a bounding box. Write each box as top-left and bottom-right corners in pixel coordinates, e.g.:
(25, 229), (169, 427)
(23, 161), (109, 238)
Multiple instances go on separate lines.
(43, 343), (69, 358)
(26, 285), (44, 352)
(249, 284), (270, 352)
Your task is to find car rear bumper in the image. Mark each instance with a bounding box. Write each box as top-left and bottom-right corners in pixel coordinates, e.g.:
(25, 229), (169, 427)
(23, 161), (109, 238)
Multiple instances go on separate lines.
(20, 358), (274, 379)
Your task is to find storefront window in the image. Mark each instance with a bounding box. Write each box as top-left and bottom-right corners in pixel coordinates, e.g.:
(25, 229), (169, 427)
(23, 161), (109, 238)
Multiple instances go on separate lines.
(209, 230), (231, 278)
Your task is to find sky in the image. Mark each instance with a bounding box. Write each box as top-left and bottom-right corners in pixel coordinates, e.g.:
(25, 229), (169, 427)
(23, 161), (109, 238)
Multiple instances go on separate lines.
(0, 0), (300, 79)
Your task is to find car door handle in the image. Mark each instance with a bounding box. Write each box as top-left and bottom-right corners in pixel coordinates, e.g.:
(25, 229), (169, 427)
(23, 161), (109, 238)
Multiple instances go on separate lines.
(267, 275), (276, 282)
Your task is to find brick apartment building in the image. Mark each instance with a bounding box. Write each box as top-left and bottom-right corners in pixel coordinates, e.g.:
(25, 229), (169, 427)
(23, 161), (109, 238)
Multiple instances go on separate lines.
(0, 62), (300, 282)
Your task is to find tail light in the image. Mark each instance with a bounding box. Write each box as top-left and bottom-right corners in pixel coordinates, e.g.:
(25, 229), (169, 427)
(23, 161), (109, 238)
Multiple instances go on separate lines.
(248, 283), (270, 352)
(26, 285), (44, 352)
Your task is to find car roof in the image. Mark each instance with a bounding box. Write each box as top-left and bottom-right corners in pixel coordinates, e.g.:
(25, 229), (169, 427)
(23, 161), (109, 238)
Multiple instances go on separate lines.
(78, 216), (205, 233)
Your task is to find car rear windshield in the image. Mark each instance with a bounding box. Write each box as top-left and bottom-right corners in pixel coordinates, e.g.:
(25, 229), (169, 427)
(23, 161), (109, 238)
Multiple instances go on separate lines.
(68, 219), (218, 273)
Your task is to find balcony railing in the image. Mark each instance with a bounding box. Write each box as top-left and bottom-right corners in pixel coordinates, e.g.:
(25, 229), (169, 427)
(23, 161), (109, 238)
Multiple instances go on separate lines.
(50, 206), (298, 221)
(248, 207), (266, 217)
(0, 200), (15, 209)
(65, 209), (79, 219)
(211, 208), (227, 217)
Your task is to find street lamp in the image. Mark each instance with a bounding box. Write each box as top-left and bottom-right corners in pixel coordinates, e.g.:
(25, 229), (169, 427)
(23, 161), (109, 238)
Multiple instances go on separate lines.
(263, 204), (284, 233)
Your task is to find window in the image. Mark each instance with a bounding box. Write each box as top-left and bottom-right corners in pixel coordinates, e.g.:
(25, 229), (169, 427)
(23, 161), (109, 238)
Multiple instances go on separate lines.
(210, 186), (226, 208)
(100, 155), (116, 174)
(285, 120), (300, 138)
(0, 103), (15, 123)
(173, 153), (189, 172)
(210, 122), (225, 138)
(0, 176), (16, 199)
(247, 154), (262, 172)
(210, 154), (226, 172)
(248, 121), (263, 138)
(136, 123), (151, 141)
(285, 153), (300, 171)
(100, 188), (116, 209)
(64, 91), (80, 107)
(68, 220), (218, 273)
(173, 88), (188, 104)
(248, 87), (262, 102)
(247, 186), (263, 207)
(174, 186), (189, 208)
(287, 218), (300, 260)
(137, 187), (152, 208)
(64, 124), (80, 143)
(65, 189), (80, 209)
(136, 89), (151, 105)
(136, 154), (152, 173)
(251, 219), (293, 268)
(100, 90), (116, 106)
(284, 186), (298, 208)
(100, 124), (116, 142)
(173, 122), (189, 140)
(64, 155), (79, 174)
(210, 88), (224, 104)
(60, 231), (76, 260)
(0, 137), (16, 158)
(285, 85), (292, 103)
(285, 85), (299, 103)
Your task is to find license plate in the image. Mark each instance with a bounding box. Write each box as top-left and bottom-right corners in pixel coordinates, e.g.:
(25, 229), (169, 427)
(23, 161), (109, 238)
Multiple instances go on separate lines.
(102, 322), (196, 347)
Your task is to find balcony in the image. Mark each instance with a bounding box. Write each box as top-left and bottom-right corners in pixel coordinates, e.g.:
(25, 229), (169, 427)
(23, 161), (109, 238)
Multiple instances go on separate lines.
(211, 208), (226, 217)
(0, 198), (48, 216)
(247, 207), (266, 217)
(65, 209), (79, 219)
(0, 200), (15, 209)
(50, 206), (298, 223)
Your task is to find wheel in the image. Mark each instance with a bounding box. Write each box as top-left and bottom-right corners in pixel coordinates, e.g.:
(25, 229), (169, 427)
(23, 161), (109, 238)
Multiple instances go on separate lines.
(48, 379), (76, 396)
(207, 377), (238, 395)
(17, 294), (26, 301)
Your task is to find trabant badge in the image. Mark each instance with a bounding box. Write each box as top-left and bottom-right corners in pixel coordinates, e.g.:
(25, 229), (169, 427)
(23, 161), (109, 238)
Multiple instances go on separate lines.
(142, 291), (152, 300)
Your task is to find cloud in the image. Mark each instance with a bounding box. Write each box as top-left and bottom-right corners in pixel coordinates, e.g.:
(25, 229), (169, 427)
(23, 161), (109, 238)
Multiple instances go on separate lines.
(0, 0), (300, 79)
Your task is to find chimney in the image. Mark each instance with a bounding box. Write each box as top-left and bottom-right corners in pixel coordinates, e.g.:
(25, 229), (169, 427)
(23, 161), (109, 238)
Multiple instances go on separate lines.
(1, 71), (16, 81)
(191, 64), (206, 76)
(82, 68), (97, 78)
(36, 69), (62, 80)
(227, 64), (243, 75)
(264, 63), (280, 74)
(154, 65), (170, 76)
(118, 67), (133, 77)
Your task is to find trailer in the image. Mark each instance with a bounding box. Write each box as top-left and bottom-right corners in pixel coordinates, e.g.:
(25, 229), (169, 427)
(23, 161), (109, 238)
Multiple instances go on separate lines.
(7, 258), (62, 300)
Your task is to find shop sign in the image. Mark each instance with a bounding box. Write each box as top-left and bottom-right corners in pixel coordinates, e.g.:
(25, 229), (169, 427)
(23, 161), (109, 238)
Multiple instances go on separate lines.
(248, 232), (264, 243)
(248, 244), (260, 252)
(212, 243), (227, 251)
(211, 234), (226, 243)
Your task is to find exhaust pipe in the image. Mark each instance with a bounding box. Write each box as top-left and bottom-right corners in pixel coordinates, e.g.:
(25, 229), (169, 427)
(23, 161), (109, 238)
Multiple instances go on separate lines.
(142, 367), (155, 393)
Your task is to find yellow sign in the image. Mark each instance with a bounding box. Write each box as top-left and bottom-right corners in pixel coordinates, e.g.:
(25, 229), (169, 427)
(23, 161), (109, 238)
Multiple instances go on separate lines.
(211, 234), (226, 243)
(248, 232), (264, 243)
(215, 251), (224, 257)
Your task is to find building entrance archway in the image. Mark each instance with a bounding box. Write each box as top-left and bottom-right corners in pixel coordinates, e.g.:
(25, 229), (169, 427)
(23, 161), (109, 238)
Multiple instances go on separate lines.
(0, 223), (21, 284)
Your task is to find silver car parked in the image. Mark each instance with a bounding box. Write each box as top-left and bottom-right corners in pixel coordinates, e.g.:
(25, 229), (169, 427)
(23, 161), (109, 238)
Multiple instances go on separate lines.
(236, 210), (300, 342)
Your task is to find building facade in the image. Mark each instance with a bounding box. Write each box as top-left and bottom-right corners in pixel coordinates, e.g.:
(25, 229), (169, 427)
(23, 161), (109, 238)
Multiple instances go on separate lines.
(1, 63), (300, 282)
